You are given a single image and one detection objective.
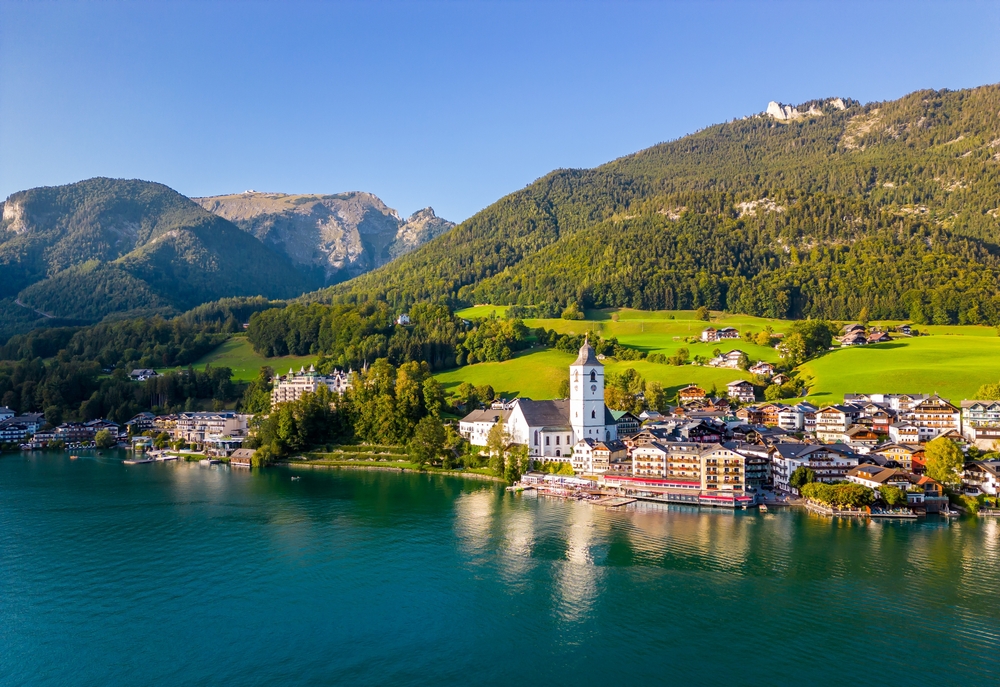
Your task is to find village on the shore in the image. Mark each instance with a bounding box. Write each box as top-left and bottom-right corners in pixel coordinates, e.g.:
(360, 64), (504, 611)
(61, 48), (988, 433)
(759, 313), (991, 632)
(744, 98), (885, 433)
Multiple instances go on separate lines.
(3, 320), (1000, 517)
(456, 329), (1000, 518)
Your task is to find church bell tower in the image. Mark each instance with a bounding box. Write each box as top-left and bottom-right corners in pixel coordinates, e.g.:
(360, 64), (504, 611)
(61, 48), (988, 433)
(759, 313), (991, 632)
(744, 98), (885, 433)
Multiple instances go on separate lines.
(570, 336), (605, 443)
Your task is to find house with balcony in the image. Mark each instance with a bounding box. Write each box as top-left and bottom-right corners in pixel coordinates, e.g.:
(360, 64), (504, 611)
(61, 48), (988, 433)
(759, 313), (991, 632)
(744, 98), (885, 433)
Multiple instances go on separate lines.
(771, 443), (861, 493)
(900, 395), (960, 441)
(888, 422), (921, 444)
(572, 438), (628, 475)
(963, 460), (1000, 496)
(961, 400), (1000, 449)
(814, 405), (862, 443)
(726, 380), (756, 404)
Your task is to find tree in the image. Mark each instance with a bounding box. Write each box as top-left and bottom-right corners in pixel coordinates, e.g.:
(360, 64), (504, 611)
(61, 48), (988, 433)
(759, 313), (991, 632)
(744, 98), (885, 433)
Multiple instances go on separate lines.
(645, 381), (667, 412)
(154, 431), (170, 449)
(737, 352), (751, 371)
(764, 384), (783, 401)
(422, 377), (444, 417)
(754, 330), (773, 347)
(504, 444), (529, 484)
(409, 415), (446, 467)
(924, 437), (964, 486)
(94, 429), (116, 449)
(475, 384), (495, 405)
(456, 382), (479, 409)
(975, 382), (1000, 400)
(558, 379), (570, 398)
(779, 332), (808, 366)
(858, 306), (871, 325)
(879, 484), (907, 506)
(695, 306), (710, 321)
(790, 466), (816, 489)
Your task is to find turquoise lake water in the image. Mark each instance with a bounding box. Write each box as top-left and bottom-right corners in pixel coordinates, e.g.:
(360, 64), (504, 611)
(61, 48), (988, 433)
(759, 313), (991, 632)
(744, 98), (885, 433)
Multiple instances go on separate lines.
(2, 451), (1000, 686)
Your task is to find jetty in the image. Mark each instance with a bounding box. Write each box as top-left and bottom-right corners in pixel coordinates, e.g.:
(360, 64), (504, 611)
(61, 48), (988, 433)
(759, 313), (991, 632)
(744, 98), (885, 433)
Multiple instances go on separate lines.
(122, 457), (154, 465)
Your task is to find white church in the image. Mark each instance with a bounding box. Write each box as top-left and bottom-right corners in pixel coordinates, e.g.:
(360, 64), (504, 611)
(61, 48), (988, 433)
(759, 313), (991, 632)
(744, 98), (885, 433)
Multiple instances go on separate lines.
(458, 338), (618, 462)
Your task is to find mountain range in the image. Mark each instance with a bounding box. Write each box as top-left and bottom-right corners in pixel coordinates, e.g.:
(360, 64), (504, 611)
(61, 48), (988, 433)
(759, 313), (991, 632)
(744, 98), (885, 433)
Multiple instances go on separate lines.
(318, 85), (1000, 325)
(0, 179), (451, 339)
(5, 84), (1000, 343)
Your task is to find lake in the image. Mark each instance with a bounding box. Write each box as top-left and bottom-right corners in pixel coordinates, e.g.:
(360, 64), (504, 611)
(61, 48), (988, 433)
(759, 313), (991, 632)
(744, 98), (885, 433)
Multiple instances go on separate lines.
(2, 451), (999, 686)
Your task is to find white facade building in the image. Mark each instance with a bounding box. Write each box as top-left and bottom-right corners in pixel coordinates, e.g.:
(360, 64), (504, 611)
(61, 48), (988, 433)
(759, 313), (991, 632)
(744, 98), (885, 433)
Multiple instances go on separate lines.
(271, 365), (352, 407)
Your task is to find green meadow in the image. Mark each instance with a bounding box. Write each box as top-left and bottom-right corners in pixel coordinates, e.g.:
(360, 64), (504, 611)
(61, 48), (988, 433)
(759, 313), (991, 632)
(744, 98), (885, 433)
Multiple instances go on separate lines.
(445, 307), (1000, 403)
(157, 336), (317, 381)
(801, 332), (1000, 403)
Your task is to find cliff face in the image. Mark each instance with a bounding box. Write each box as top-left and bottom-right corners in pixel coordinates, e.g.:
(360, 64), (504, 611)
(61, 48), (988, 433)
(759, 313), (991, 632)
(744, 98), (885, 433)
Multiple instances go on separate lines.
(194, 192), (454, 284)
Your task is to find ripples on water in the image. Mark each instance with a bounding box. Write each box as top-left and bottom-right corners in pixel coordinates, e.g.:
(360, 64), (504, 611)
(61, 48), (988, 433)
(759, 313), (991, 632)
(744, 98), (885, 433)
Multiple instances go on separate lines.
(2, 452), (999, 686)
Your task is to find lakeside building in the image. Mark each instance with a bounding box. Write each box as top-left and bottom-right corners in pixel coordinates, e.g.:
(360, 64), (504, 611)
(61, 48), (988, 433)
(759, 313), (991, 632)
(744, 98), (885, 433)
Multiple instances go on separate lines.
(962, 460), (1000, 496)
(571, 438), (628, 475)
(458, 408), (512, 446)
(0, 413), (45, 443)
(771, 443), (860, 493)
(0, 406), (14, 422)
(173, 412), (250, 445)
(461, 339), (618, 462)
(271, 365), (352, 407)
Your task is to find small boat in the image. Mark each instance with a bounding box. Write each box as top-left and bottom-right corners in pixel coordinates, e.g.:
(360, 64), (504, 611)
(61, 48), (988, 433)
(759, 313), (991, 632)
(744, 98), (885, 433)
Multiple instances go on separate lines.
(291, 476), (301, 481)
(70, 455), (78, 460)
(123, 457), (154, 465)
(759, 504), (769, 513)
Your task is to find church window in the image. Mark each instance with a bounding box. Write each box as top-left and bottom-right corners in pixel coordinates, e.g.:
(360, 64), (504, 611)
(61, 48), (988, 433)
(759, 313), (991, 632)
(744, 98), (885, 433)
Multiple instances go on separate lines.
(591, 410), (596, 419)
(556, 436), (560, 445)
(590, 370), (597, 382)
(545, 436), (550, 446)
(555, 449), (561, 457)
(534, 431), (539, 445)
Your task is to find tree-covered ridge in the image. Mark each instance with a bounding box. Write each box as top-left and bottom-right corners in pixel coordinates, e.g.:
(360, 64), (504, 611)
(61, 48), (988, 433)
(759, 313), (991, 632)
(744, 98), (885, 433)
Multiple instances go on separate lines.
(0, 177), (318, 329)
(314, 86), (1000, 324)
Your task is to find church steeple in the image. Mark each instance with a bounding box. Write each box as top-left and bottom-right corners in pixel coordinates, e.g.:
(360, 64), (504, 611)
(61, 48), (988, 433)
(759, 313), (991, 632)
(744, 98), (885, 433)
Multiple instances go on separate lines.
(570, 335), (605, 443)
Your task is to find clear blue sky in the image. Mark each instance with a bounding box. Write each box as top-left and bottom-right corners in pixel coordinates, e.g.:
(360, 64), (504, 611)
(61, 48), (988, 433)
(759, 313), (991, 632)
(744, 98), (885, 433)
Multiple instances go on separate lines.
(2, 1), (999, 221)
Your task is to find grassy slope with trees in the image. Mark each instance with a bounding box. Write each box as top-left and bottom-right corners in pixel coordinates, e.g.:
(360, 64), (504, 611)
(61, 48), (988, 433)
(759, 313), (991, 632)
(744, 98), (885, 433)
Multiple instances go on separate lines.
(439, 307), (1000, 404)
(314, 86), (1000, 326)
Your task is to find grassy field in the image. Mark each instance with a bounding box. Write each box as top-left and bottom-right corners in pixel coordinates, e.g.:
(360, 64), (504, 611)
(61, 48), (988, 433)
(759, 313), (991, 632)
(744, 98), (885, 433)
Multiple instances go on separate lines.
(439, 307), (1000, 404)
(157, 337), (317, 381)
(802, 334), (1000, 403)
(433, 346), (754, 400)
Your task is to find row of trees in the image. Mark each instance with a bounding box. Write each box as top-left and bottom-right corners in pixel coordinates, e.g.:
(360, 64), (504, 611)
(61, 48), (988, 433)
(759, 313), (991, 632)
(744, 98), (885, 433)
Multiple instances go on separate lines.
(0, 358), (242, 426)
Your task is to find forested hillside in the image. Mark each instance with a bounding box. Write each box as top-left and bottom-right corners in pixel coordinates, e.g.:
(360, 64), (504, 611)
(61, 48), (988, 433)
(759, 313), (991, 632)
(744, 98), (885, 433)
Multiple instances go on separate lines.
(316, 86), (1000, 325)
(0, 178), (315, 333)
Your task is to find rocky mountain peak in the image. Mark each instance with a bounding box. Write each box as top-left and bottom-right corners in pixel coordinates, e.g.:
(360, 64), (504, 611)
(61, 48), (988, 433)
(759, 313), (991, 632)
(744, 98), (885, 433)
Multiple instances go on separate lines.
(194, 191), (453, 285)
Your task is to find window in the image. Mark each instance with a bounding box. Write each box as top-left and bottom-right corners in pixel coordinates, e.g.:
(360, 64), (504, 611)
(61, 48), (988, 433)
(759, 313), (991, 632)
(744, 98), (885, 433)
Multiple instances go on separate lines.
(590, 370), (597, 382)
(591, 410), (596, 419)
(534, 431), (539, 445)
(556, 436), (560, 445)
(545, 436), (550, 446)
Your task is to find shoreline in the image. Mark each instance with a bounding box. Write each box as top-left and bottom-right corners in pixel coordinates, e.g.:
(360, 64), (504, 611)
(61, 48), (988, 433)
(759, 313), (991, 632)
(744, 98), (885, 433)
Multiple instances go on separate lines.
(277, 460), (506, 483)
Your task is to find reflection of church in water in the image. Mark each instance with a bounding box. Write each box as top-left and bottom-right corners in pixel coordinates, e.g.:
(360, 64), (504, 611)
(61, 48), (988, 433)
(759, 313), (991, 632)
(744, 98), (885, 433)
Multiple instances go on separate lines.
(504, 338), (618, 460)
